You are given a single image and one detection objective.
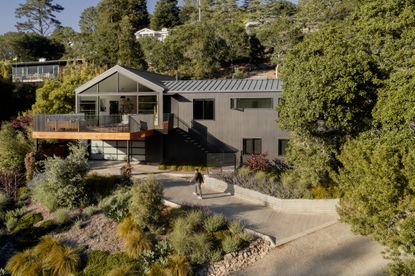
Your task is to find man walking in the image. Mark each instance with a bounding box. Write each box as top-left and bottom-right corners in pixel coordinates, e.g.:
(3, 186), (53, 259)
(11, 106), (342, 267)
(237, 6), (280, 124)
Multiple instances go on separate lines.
(190, 168), (204, 199)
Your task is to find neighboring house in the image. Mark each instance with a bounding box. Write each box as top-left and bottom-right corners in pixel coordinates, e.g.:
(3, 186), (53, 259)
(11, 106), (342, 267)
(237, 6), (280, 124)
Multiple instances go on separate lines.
(12, 59), (83, 83)
(134, 28), (169, 41)
(32, 65), (289, 167)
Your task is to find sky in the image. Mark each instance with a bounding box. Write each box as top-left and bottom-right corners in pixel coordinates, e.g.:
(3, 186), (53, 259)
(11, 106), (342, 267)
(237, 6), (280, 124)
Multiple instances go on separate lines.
(0, 0), (159, 35)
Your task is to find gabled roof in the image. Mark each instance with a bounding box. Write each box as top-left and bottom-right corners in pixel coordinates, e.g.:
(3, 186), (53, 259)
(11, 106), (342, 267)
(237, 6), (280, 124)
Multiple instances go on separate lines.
(75, 65), (174, 94)
(134, 28), (156, 35)
(162, 79), (282, 93)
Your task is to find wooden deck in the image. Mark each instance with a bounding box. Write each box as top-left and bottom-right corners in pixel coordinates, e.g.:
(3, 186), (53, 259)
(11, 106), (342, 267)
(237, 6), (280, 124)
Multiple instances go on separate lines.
(32, 130), (155, 140)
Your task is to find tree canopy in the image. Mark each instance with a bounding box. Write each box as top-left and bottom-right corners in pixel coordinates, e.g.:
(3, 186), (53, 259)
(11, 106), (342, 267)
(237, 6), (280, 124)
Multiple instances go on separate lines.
(150, 0), (180, 30)
(15, 0), (64, 36)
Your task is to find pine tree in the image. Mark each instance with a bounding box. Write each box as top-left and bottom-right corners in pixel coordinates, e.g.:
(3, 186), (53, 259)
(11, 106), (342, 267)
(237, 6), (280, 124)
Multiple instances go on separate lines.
(15, 0), (64, 36)
(118, 16), (147, 69)
(150, 0), (180, 30)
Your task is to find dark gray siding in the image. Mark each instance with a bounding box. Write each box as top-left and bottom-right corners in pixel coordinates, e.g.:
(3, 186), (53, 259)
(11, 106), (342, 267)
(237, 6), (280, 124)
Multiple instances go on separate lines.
(171, 91), (289, 163)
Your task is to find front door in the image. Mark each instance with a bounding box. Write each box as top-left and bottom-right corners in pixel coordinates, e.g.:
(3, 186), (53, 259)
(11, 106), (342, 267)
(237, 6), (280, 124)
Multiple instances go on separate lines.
(109, 101), (119, 115)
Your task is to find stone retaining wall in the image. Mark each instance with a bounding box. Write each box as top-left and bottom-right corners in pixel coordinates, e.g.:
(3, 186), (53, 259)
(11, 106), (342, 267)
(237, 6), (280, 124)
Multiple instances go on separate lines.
(197, 239), (272, 276)
(204, 176), (339, 215)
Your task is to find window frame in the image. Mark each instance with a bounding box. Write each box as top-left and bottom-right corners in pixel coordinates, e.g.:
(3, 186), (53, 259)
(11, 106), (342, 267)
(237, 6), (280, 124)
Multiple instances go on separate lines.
(278, 139), (289, 156)
(193, 98), (215, 120)
(242, 138), (262, 155)
(230, 98), (273, 110)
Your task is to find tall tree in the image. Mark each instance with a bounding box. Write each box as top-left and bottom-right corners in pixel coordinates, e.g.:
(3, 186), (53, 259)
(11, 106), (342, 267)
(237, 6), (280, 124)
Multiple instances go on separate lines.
(118, 16), (147, 69)
(150, 0), (180, 30)
(92, 0), (149, 67)
(15, 0), (64, 36)
(79, 6), (98, 34)
(0, 32), (64, 61)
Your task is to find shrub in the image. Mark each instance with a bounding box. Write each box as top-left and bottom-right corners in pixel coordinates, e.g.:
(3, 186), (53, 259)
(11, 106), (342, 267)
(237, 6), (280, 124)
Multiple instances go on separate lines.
(107, 265), (135, 276)
(186, 210), (204, 230)
(6, 249), (43, 276)
(0, 192), (9, 210)
(169, 217), (193, 256)
(24, 151), (44, 182)
(141, 240), (172, 272)
(0, 171), (25, 200)
(45, 244), (80, 275)
(6, 217), (18, 232)
(83, 205), (100, 217)
(54, 208), (70, 225)
(209, 249), (223, 262)
(7, 237), (80, 276)
(120, 163), (133, 183)
(32, 179), (58, 211)
(117, 217), (152, 259)
(164, 254), (193, 276)
(221, 235), (242, 254)
(99, 187), (131, 222)
(12, 212), (43, 234)
(129, 176), (163, 231)
(83, 251), (143, 276)
(189, 233), (211, 264)
(85, 174), (124, 204)
(0, 123), (32, 173)
(204, 214), (226, 233)
(31, 143), (89, 210)
(228, 221), (244, 235)
(243, 153), (271, 171)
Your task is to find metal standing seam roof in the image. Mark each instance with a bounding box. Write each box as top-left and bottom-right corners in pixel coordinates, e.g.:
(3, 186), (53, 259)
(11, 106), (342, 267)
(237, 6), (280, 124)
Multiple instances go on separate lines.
(162, 79), (282, 93)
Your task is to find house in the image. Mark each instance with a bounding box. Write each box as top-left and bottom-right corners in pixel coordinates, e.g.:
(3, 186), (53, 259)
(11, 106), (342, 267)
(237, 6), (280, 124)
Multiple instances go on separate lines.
(134, 28), (169, 41)
(32, 65), (289, 167)
(12, 59), (83, 83)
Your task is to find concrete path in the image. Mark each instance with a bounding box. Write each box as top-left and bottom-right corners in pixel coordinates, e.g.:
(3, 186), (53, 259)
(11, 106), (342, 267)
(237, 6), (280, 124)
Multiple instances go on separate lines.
(89, 161), (389, 275)
(233, 222), (388, 276)
(89, 161), (337, 243)
(158, 174), (337, 244)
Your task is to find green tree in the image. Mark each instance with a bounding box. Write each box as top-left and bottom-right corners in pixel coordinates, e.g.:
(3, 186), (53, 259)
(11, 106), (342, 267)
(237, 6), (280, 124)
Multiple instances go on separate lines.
(79, 6), (97, 34)
(15, 0), (64, 36)
(0, 32), (64, 61)
(92, 0), (149, 67)
(118, 16), (147, 69)
(129, 176), (164, 232)
(32, 143), (89, 210)
(336, 129), (415, 269)
(32, 63), (102, 114)
(150, 0), (180, 29)
(0, 79), (36, 122)
(0, 123), (32, 173)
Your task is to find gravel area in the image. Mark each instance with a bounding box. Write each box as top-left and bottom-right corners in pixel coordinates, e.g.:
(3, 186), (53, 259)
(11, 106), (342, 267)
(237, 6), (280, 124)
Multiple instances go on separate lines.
(54, 213), (123, 253)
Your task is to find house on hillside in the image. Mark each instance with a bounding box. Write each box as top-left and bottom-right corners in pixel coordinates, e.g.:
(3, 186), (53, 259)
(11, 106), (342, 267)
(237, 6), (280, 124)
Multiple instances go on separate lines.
(32, 65), (289, 167)
(12, 59), (83, 83)
(134, 28), (169, 41)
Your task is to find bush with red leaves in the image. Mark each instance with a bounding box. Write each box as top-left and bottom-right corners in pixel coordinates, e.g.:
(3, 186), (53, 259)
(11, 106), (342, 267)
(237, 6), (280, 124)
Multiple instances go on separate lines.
(243, 153), (270, 171)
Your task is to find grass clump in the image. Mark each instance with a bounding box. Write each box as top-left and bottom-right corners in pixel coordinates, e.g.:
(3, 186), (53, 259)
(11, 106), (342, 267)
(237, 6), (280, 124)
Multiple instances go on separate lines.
(204, 214), (226, 233)
(83, 205), (99, 217)
(98, 187), (131, 222)
(82, 250), (142, 276)
(6, 249), (43, 276)
(54, 208), (70, 225)
(129, 176), (163, 232)
(222, 235), (243, 254)
(117, 217), (152, 259)
(6, 236), (80, 276)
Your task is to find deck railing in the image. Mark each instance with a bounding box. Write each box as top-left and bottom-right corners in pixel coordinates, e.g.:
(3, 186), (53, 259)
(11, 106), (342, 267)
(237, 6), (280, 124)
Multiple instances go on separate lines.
(33, 114), (155, 133)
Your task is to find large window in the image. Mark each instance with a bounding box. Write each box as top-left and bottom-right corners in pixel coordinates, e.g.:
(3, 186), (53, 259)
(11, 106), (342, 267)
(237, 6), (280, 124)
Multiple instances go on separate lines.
(138, 96), (157, 114)
(193, 99), (214, 120)
(278, 139), (289, 156)
(231, 98), (273, 109)
(243, 138), (262, 155)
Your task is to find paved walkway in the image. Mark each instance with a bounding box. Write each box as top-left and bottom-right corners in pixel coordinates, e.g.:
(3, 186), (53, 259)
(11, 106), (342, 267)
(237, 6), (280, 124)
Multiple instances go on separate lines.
(89, 161), (337, 243)
(233, 222), (388, 276)
(89, 161), (389, 275)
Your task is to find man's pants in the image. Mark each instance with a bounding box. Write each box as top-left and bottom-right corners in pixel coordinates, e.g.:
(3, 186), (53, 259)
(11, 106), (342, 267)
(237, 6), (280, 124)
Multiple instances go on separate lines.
(194, 182), (202, 196)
